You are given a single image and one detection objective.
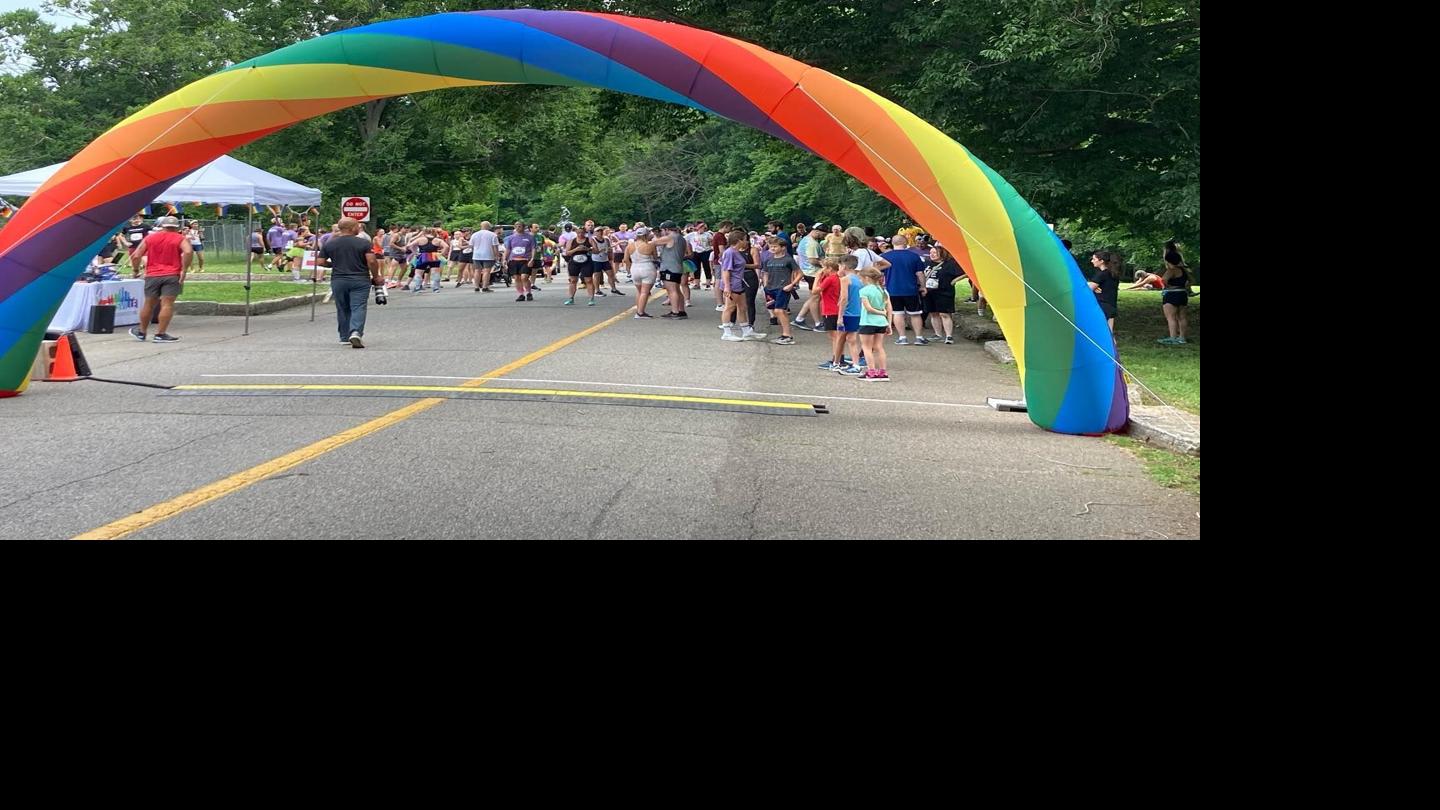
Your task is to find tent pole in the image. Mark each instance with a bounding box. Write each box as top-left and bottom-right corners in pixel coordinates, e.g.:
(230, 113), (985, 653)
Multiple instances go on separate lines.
(243, 204), (253, 336)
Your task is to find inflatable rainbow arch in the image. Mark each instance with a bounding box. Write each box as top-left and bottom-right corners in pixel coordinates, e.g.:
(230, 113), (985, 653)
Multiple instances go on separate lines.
(0, 9), (1127, 433)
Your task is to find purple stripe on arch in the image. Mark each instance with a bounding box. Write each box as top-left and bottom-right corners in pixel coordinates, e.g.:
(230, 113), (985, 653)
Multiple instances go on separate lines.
(0, 181), (170, 302)
(475, 9), (804, 149)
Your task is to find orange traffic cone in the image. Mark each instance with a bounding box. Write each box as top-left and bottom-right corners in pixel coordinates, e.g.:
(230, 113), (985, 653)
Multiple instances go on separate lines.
(46, 333), (83, 382)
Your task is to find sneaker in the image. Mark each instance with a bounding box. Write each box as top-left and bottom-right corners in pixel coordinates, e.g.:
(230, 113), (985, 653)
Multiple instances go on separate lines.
(1174, 337), (1188, 344)
(339, 339), (351, 344)
(661, 312), (679, 319)
(769, 317), (779, 326)
(793, 319), (812, 331)
(129, 327), (146, 342)
(931, 334), (943, 341)
(1157, 337), (1177, 344)
(588, 299), (597, 306)
(596, 290), (606, 297)
(742, 330), (766, 340)
(635, 313), (654, 319)
(348, 332), (364, 348)
(944, 336), (954, 344)
(771, 336), (795, 345)
(481, 287), (492, 292)
(895, 336), (909, 345)
(516, 295), (526, 302)
(715, 305), (725, 312)
(837, 364), (864, 376)
(866, 370), (890, 382)
(153, 333), (179, 342)
(675, 311), (688, 318)
(914, 336), (930, 345)
(858, 357), (868, 367)
(812, 325), (827, 333)
(817, 361), (838, 370)
(841, 355), (853, 365)
(564, 298), (574, 305)
(526, 293), (534, 301)
(610, 289), (625, 295)
(721, 331), (744, 342)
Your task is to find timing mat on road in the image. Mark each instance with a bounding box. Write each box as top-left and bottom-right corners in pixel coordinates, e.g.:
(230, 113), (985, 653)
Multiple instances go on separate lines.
(166, 384), (825, 417)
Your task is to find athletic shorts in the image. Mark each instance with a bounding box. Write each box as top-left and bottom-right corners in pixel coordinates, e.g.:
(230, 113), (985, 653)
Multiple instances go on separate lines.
(766, 288), (791, 311)
(476, 259), (496, 269)
(449, 250), (463, 262)
(890, 294), (922, 314)
(660, 270), (684, 284)
(613, 253), (624, 265)
(250, 247), (264, 256)
(822, 315), (839, 330)
(508, 260), (530, 275)
(271, 248), (285, 255)
(191, 244), (203, 253)
(1162, 290), (1189, 307)
(144, 275), (182, 298)
(839, 315), (861, 333)
(858, 324), (886, 335)
(631, 268), (656, 285)
(568, 260), (595, 278)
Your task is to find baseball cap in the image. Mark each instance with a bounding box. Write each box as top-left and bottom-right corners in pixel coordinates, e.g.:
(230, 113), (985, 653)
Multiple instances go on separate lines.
(659, 220), (677, 229)
(156, 216), (181, 229)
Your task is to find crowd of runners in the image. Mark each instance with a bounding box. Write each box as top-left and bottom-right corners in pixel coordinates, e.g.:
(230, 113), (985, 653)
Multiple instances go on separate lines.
(111, 209), (1194, 379)
(335, 217), (984, 382)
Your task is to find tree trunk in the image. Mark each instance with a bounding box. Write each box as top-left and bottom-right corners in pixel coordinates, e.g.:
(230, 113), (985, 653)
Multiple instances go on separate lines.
(360, 98), (389, 144)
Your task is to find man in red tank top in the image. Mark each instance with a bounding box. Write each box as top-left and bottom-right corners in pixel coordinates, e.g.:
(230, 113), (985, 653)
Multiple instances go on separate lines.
(128, 215), (193, 342)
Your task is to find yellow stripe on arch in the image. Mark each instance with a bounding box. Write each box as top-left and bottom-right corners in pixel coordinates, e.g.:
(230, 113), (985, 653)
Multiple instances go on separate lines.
(843, 84), (1028, 370)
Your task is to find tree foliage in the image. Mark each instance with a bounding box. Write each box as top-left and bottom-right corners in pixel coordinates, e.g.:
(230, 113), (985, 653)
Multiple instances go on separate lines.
(1, 0), (1199, 264)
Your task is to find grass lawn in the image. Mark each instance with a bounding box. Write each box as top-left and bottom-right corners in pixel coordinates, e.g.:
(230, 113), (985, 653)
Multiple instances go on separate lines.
(1107, 436), (1200, 497)
(1113, 288), (1199, 414)
(185, 257), (282, 275)
(179, 280), (318, 303)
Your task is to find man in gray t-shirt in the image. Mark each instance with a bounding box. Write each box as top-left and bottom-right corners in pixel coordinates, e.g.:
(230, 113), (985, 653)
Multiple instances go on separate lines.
(317, 217), (382, 348)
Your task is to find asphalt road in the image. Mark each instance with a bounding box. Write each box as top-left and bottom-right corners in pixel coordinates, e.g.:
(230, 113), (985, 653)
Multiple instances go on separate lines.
(0, 278), (1199, 539)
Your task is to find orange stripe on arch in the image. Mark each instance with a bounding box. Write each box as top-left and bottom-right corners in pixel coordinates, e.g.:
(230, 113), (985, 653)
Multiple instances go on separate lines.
(591, 14), (908, 203)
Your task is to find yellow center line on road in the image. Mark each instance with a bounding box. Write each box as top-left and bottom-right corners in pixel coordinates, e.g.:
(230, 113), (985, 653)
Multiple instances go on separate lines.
(73, 304), (645, 540)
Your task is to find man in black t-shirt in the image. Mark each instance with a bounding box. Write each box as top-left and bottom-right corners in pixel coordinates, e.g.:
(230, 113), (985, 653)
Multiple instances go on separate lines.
(317, 217), (383, 348)
(122, 214), (150, 274)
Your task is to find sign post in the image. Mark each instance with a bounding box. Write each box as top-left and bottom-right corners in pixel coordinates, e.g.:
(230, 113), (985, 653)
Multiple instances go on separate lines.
(341, 196), (371, 222)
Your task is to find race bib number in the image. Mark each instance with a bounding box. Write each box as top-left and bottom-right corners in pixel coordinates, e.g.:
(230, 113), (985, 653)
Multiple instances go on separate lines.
(511, 246), (526, 256)
(926, 277), (940, 290)
(129, 233), (142, 242)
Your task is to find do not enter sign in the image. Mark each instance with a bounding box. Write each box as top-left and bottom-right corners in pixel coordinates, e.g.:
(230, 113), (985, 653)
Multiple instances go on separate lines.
(341, 196), (371, 222)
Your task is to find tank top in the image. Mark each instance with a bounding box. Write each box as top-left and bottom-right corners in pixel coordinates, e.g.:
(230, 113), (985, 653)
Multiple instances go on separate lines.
(1165, 269), (1189, 289)
(658, 236), (683, 272)
(630, 245), (658, 270)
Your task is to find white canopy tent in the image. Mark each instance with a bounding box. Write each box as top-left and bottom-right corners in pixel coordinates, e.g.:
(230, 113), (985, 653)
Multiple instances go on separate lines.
(0, 154), (321, 205)
(0, 155), (322, 335)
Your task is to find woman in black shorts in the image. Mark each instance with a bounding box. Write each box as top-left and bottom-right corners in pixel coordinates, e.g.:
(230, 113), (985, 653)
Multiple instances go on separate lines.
(1159, 247), (1191, 345)
(924, 245), (964, 343)
(564, 228), (599, 306)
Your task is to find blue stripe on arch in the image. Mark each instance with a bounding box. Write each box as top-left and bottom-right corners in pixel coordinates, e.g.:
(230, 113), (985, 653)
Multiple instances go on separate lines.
(347, 13), (712, 114)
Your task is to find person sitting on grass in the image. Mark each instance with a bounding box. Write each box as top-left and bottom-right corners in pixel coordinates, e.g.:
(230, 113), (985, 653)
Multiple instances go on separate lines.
(1128, 269), (1165, 290)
